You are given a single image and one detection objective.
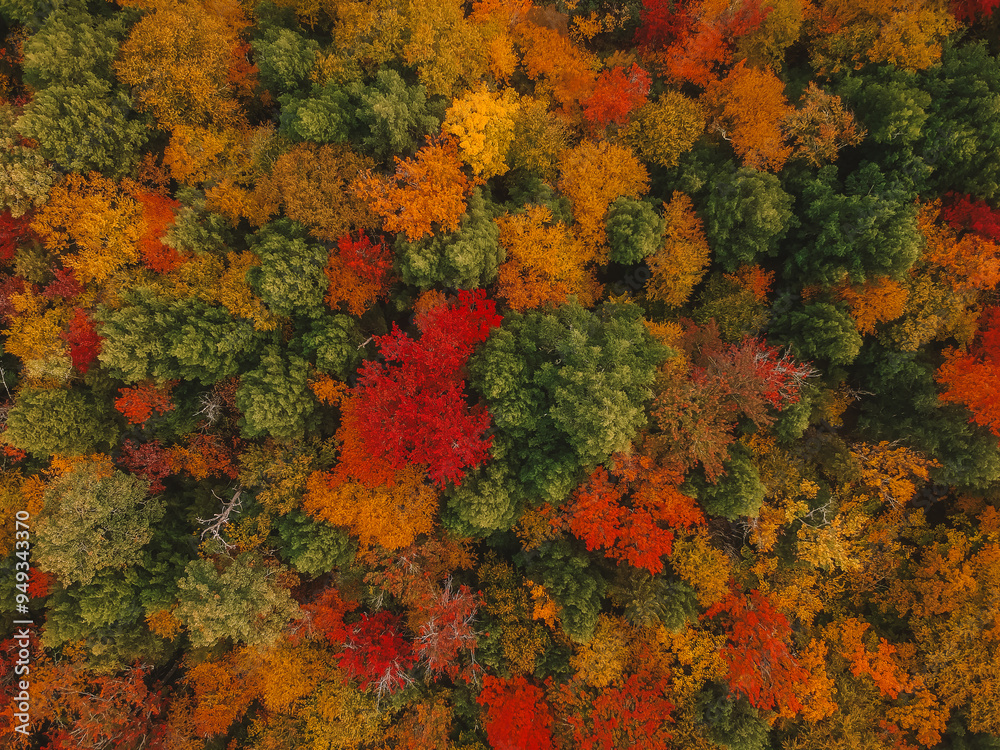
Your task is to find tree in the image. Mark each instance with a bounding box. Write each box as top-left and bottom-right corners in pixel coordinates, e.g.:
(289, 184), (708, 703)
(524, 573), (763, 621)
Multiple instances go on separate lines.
(469, 300), (668, 504)
(248, 220), (330, 318)
(937, 307), (1000, 438)
(620, 91), (705, 169)
(351, 289), (502, 487)
(3, 386), (119, 457)
(646, 191), (711, 307)
(688, 445), (766, 519)
(526, 538), (607, 643)
(14, 8), (149, 176)
(605, 197), (664, 265)
(495, 204), (599, 311)
(703, 61), (793, 172)
(443, 87), (520, 179)
(257, 143), (376, 243)
(115, 0), (254, 129)
(0, 107), (56, 217)
(395, 188), (504, 289)
(703, 587), (808, 715)
(338, 610), (416, 699)
(275, 510), (355, 577)
(784, 83), (866, 167)
(174, 552), (299, 648)
(34, 464), (163, 586)
(323, 231), (395, 317)
(477, 675), (555, 750)
(774, 301), (862, 366)
(582, 63), (651, 130)
(696, 166), (794, 271)
(236, 346), (318, 441)
(114, 380), (177, 426)
(354, 137), (472, 242)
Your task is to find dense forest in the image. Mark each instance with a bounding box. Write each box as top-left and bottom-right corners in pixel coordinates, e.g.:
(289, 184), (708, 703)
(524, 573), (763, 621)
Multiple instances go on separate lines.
(2, 0), (1000, 747)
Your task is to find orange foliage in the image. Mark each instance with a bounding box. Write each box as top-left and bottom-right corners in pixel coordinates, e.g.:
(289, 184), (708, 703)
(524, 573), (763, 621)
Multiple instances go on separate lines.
(115, 0), (255, 130)
(323, 233), (394, 317)
(646, 192), (711, 307)
(784, 82), (866, 166)
(514, 18), (597, 119)
(918, 200), (1000, 293)
(495, 205), (600, 311)
(354, 137), (471, 242)
(835, 276), (910, 335)
(725, 264), (775, 303)
(171, 432), (239, 481)
(833, 617), (906, 699)
(136, 192), (185, 273)
(703, 61), (794, 172)
(114, 380), (177, 426)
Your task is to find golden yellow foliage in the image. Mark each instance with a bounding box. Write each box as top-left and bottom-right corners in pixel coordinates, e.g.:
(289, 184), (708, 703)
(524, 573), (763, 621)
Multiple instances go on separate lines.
(443, 88), (520, 179)
(646, 192), (711, 307)
(570, 614), (630, 688)
(620, 91), (705, 169)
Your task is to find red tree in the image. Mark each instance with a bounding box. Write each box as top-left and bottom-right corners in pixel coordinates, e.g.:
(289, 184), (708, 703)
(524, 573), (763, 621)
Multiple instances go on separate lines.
(703, 587), (808, 715)
(635, 0), (694, 50)
(937, 306), (1000, 437)
(137, 192), (185, 273)
(949, 0), (1000, 23)
(61, 308), (103, 374)
(940, 193), (1000, 240)
(339, 611), (416, 698)
(413, 579), (479, 680)
(583, 64), (651, 129)
(353, 289), (502, 487)
(115, 381), (178, 426)
(477, 675), (555, 750)
(41, 268), (82, 301)
(118, 439), (174, 493)
(0, 211), (37, 265)
(564, 668), (676, 750)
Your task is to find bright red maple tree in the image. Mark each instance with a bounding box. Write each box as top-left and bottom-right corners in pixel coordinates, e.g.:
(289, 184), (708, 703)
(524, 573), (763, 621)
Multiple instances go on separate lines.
(353, 289), (502, 487)
(339, 611), (417, 698)
(703, 587), (808, 715)
(940, 193), (1000, 241)
(583, 64), (651, 129)
(477, 675), (555, 750)
(61, 308), (103, 374)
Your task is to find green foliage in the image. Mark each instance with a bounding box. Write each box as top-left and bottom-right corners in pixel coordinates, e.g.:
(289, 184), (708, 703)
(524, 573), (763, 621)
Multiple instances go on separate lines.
(249, 220), (330, 318)
(443, 459), (525, 538)
(97, 292), (262, 384)
(0, 105), (56, 217)
(688, 445), (766, 520)
(605, 196), (664, 265)
(920, 42), (1000, 199)
(469, 300), (668, 504)
(163, 192), (235, 255)
(775, 301), (863, 366)
(174, 552), (300, 648)
(699, 167), (794, 272)
(15, 8), (149, 176)
(526, 539), (606, 644)
(787, 163), (922, 284)
(293, 313), (362, 380)
(395, 188), (503, 289)
(35, 467), (163, 587)
(275, 510), (355, 577)
(236, 346), (317, 441)
(697, 683), (772, 750)
(252, 27), (319, 96)
(3, 386), (119, 456)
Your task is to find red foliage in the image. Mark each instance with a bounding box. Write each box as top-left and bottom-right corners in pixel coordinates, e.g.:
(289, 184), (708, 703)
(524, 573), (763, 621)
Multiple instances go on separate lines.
(937, 306), (1000, 437)
(28, 567), (52, 598)
(339, 611), (416, 697)
(949, 0), (1000, 23)
(663, 0), (772, 87)
(353, 289), (502, 487)
(337, 232), (394, 285)
(635, 0), (694, 50)
(41, 268), (83, 300)
(118, 439), (174, 493)
(137, 192), (185, 273)
(567, 455), (703, 575)
(0, 211), (37, 265)
(565, 668), (676, 750)
(583, 64), (651, 129)
(940, 193), (1000, 240)
(0, 274), (25, 324)
(703, 587), (808, 715)
(709, 335), (817, 418)
(477, 675), (555, 750)
(413, 579), (479, 680)
(294, 586), (358, 645)
(114, 380), (177, 426)
(61, 308), (103, 374)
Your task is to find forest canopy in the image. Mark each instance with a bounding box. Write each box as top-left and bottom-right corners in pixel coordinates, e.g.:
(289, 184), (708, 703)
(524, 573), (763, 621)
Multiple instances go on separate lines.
(2, 1), (1000, 749)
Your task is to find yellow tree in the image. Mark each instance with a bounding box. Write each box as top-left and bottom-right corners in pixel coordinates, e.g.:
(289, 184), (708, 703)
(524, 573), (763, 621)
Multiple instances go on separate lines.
(443, 88), (520, 179)
(646, 192), (711, 307)
(558, 140), (650, 261)
(620, 91), (706, 169)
